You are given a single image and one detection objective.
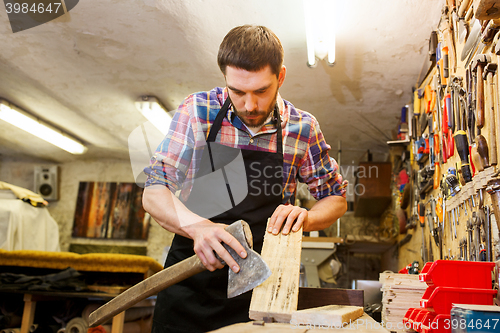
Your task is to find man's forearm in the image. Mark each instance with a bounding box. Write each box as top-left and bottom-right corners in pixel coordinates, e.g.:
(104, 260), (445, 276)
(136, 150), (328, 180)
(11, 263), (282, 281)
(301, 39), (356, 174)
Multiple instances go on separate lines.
(305, 195), (347, 232)
(142, 185), (203, 238)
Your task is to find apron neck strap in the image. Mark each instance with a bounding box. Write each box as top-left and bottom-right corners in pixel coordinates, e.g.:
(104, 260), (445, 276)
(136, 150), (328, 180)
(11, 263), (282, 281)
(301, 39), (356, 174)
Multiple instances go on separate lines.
(207, 97), (283, 155)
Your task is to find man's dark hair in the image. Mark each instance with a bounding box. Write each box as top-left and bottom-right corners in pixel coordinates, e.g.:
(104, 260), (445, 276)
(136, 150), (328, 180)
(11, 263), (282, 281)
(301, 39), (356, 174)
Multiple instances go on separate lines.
(217, 25), (284, 77)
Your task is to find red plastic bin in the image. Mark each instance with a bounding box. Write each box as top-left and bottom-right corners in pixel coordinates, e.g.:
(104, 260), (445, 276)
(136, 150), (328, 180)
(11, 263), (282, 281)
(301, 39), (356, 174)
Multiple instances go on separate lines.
(420, 286), (497, 315)
(403, 308), (437, 332)
(421, 314), (451, 333)
(419, 260), (494, 288)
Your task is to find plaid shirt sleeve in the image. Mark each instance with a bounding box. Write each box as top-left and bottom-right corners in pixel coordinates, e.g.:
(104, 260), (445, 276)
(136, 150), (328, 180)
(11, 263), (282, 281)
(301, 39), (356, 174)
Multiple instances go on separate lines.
(144, 95), (196, 192)
(298, 116), (347, 200)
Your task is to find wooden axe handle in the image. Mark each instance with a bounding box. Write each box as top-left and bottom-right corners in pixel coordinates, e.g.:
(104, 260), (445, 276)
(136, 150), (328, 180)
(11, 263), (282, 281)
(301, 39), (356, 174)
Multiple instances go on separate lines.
(88, 255), (206, 327)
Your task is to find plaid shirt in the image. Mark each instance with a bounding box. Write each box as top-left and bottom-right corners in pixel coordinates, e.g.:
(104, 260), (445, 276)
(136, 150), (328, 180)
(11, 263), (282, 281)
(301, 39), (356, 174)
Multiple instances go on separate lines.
(144, 87), (346, 203)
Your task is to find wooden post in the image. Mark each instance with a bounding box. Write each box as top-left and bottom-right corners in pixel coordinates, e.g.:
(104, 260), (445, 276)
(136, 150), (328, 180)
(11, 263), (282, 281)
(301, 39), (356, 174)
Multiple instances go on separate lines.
(20, 294), (36, 333)
(249, 219), (303, 322)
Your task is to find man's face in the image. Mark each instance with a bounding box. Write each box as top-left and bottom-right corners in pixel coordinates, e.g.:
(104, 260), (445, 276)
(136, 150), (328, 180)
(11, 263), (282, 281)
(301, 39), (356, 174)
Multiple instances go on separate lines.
(225, 65), (286, 129)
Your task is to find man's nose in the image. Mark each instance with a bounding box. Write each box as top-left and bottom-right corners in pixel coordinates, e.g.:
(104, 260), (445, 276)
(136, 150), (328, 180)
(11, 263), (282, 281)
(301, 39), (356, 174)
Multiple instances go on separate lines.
(244, 95), (258, 112)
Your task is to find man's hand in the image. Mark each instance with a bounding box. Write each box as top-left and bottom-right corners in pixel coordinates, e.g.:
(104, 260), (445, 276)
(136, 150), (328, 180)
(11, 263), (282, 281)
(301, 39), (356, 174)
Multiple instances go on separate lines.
(182, 220), (247, 273)
(268, 204), (308, 235)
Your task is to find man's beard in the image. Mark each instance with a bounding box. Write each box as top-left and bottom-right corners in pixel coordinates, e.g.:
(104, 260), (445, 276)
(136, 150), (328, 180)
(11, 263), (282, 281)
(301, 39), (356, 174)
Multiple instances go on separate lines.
(233, 90), (278, 130)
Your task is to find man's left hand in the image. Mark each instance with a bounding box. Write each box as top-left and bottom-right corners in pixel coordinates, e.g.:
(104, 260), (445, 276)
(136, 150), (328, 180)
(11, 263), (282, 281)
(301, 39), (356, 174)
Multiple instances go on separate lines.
(268, 204), (307, 235)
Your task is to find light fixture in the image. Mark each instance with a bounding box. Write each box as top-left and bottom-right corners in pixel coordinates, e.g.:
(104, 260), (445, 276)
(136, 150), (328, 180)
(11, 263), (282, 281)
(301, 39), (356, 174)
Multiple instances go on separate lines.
(135, 96), (172, 135)
(303, 0), (336, 67)
(0, 99), (87, 154)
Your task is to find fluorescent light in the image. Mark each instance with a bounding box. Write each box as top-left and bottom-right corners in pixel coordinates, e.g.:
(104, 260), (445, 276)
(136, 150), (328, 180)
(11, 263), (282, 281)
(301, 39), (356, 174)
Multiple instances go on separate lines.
(303, 0), (336, 67)
(135, 96), (172, 135)
(0, 99), (87, 154)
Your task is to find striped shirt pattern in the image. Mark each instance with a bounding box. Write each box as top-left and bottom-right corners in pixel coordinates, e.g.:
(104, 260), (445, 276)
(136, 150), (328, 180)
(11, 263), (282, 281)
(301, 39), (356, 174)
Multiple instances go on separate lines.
(144, 87), (346, 203)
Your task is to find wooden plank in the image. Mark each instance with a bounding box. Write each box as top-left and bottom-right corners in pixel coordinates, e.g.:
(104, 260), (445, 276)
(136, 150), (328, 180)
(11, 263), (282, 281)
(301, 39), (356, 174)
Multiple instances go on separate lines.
(297, 288), (363, 310)
(291, 305), (364, 328)
(249, 220), (303, 322)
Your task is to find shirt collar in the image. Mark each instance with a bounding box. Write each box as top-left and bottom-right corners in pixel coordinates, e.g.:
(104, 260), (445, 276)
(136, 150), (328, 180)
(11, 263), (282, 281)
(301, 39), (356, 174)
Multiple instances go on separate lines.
(220, 87), (288, 134)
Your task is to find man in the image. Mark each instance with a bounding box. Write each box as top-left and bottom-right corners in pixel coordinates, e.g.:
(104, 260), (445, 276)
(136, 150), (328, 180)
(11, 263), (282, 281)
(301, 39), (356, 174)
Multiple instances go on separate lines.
(143, 25), (347, 333)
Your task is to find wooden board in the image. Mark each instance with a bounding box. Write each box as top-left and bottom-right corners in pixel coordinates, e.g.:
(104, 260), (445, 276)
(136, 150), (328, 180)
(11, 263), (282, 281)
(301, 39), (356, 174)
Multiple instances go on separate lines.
(297, 288), (363, 310)
(291, 305), (364, 328)
(249, 219), (303, 322)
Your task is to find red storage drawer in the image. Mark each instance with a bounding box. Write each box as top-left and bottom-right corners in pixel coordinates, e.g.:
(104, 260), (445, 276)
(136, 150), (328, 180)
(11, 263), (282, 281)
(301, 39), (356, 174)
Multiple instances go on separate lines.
(419, 260), (494, 288)
(420, 286), (497, 315)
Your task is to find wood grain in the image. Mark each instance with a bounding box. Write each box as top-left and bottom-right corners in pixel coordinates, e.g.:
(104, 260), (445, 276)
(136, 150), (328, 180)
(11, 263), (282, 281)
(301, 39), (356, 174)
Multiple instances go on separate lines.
(249, 219), (303, 322)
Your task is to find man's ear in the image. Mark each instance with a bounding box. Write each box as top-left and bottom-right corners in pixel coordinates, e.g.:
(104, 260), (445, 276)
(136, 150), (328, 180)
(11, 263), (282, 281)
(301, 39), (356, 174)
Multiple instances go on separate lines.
(278, 66), (286, 88)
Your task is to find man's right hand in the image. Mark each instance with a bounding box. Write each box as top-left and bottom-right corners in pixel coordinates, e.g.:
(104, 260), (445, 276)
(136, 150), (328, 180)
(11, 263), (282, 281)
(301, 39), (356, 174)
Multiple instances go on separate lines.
(182, 220), (247, 273)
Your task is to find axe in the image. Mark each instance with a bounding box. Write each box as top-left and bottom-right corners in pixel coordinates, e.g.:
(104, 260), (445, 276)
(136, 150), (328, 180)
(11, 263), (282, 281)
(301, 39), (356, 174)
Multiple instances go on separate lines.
(88, 220), (271, 327)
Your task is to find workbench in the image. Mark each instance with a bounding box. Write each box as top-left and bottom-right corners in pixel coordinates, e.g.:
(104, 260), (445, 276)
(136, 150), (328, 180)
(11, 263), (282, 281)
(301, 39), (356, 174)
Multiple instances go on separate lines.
(210, 313), (389, 332)
(0, 249), (163, 333)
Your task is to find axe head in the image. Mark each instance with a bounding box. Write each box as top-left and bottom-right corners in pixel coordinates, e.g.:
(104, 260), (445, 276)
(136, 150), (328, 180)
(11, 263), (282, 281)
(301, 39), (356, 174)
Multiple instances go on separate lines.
(223, 220), (271, 298)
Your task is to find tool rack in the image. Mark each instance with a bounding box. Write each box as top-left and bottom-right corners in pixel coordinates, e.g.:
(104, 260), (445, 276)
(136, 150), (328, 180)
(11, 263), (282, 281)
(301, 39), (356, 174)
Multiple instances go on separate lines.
(396, 0), (500, 271)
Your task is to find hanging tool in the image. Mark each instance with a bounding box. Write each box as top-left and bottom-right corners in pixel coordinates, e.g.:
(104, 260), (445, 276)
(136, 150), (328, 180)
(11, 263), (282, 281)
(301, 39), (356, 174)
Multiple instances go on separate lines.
(486, 179), (500, 240)
(477, 134), (491, 168)
(457, 0), (472, 18)
(467, 217), (475, 260)
(472, 54), (490, 129)
(483, 62), (498, 166)
(465, 20), (498, 67)
(442, 10), (457, 73)
(461, 17), (481, 62)
(419, 201), (428, 263)
(484, 205), (493, 261)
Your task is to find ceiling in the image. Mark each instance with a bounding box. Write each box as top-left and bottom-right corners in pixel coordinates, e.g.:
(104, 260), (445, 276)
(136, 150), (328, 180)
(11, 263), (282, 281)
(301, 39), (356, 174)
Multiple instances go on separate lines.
(0, 0), (444, 168)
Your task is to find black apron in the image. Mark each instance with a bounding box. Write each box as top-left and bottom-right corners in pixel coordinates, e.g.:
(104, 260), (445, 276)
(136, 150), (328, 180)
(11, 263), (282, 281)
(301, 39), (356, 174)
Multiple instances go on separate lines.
(152, 99), (285, 333)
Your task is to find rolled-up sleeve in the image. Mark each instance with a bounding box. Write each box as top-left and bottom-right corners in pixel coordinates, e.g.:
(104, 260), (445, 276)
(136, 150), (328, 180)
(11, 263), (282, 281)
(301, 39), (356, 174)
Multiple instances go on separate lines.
(299, 118), (347, 200)
(144, 97), (195, 192)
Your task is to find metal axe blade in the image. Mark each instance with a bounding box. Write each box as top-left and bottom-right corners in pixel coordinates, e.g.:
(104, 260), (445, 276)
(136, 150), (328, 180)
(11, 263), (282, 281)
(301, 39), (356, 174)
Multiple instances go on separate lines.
(224, 220), (271, 298)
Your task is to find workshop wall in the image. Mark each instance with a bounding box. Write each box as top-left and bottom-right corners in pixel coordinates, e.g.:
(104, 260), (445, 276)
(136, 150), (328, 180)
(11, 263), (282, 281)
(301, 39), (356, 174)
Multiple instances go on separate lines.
(395, 1), (500, 270)
(0, 157), (173, 263)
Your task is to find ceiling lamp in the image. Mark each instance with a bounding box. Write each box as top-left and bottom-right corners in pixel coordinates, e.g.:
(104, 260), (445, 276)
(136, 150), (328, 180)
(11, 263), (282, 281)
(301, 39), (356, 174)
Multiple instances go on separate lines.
(135, 96), (172, 135)
(0, 99), (87, 154)
(303, 0), (336, 67)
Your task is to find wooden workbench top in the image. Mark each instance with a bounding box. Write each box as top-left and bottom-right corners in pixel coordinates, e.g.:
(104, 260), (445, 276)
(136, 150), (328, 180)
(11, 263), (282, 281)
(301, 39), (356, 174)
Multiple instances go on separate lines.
(210, 313), (390, 332)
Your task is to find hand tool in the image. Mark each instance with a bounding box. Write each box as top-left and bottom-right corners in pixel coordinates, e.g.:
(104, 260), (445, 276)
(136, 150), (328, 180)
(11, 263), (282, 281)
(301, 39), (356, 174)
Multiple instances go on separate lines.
(445, 92), (455, 157)
(88, 220), (271, 327)
(486, 179), (500, 239)
(483, 62), (498, 165)
(467, 217), (475, 260)
(461, 17), (481, 62)
(459, 238), (465, 260)
(474, 211), (482, 260)
(484, 205), (493, 261)
(494, 42), (500, 166)
(476, 134), (490, 168)
(465, 20), (498, 67)
(458, 0), (471, 18)
(475, 0), (500, 20)
(445, 168), (461, 196)
(442, 12), (457, 72)
(419, 201), (428, 263)
(472, 54), (491, 129)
